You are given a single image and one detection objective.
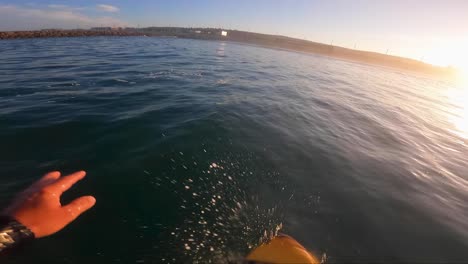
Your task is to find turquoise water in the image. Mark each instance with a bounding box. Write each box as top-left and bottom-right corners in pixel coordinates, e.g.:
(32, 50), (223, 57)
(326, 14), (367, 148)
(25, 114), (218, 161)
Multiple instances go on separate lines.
(1, 37), (467, 263)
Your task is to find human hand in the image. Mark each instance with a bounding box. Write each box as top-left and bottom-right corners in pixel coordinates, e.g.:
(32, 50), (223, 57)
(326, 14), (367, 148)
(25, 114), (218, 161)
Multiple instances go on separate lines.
(3, 171), (96, 238)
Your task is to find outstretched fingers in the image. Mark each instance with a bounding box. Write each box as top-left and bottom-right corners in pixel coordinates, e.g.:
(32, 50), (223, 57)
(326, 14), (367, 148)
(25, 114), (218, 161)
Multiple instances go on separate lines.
(34, 171), (61, 189)
(62, 196), (96, 222)
(17, 171), (61, 199)
(44, 171), (86, 195)
(40, 171), (62, 183)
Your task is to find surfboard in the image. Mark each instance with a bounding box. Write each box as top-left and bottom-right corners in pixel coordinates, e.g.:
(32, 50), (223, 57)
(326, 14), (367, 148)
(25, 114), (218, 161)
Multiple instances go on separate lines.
(246, 234), (320, 264)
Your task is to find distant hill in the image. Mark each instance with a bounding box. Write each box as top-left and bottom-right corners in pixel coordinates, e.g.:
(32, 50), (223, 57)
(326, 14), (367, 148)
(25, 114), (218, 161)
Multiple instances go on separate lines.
(0, 27), (456, 78)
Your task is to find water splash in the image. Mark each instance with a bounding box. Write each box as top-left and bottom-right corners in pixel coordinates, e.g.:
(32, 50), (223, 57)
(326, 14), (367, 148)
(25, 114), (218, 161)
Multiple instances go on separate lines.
(153, 151), (287, 263)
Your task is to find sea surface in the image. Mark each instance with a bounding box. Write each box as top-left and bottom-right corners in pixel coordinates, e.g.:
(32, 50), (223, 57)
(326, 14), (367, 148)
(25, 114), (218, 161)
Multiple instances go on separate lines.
(0, 37), (467, 263)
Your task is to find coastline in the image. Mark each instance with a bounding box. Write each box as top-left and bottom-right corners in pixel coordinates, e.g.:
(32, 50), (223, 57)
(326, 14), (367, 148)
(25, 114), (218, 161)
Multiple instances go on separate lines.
(0, 27), (456, 78)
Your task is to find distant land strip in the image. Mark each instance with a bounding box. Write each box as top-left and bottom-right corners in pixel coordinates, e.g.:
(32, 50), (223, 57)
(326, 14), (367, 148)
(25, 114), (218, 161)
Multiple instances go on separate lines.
(0, 27), (457, 78)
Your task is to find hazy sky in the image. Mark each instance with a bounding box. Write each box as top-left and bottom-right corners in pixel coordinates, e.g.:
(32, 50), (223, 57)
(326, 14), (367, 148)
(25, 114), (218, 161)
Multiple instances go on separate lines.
(1, 0), (467, 67)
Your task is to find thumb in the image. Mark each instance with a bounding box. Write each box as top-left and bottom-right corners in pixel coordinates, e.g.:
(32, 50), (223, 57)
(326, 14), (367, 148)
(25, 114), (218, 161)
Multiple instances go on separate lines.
(62, 196), (96, 222)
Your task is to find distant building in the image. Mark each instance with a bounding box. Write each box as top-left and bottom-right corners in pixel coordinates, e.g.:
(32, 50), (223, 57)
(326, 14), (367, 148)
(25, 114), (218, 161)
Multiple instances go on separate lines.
(195, 30), (201, 34)
(221, 30), (228, 37)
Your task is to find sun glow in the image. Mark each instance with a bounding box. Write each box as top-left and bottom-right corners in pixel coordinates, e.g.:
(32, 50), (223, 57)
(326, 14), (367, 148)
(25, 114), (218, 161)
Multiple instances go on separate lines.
(424, 39), (468, 139)
(423, 38), (468, 80)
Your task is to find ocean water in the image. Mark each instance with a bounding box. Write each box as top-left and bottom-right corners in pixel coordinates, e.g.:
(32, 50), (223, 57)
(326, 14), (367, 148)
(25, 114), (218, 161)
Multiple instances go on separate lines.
(0, 37), (467, 263)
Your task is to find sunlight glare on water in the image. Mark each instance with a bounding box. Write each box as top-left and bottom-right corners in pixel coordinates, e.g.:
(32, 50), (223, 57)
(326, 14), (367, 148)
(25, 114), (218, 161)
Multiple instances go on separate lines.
(447, 76), (468, 140)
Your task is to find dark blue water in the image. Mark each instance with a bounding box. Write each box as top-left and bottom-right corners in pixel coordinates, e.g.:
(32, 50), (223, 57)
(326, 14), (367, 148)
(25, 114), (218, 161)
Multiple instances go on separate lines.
(1, 37), (467, 263)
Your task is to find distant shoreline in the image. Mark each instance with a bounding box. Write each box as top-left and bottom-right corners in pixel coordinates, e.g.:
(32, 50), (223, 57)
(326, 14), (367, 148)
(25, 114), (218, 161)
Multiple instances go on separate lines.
(0, 27), (456, 78)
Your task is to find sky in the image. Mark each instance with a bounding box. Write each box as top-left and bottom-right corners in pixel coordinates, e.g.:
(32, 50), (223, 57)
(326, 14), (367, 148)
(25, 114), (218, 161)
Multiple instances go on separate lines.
(1, 0), (467, 68)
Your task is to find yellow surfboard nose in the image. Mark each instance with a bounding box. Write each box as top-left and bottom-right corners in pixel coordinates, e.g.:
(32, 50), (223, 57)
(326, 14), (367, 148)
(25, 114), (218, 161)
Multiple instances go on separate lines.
(246, 235), (320, 264)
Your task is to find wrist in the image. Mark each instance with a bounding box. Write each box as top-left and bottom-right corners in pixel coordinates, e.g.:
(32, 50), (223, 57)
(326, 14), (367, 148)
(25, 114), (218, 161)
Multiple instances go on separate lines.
(0, 215), (35, 254)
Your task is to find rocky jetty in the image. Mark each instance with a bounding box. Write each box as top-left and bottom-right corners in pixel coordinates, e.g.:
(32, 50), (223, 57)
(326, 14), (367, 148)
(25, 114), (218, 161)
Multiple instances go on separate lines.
(0, 29), (143, 39)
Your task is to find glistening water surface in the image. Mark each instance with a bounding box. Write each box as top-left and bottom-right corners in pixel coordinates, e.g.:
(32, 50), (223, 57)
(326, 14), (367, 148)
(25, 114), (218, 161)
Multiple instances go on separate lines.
(0, 37), (467, 263)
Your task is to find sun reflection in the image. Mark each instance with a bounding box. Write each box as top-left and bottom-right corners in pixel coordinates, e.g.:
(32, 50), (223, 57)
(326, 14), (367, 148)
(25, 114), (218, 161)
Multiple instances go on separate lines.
(447, 77), (468, 139)
(455, 102), (468, 138)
